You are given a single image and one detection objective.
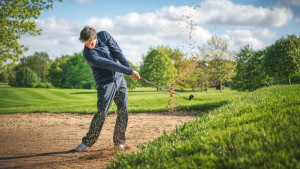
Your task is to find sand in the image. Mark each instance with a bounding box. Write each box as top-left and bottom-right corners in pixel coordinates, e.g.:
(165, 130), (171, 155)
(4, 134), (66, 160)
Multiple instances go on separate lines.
(0, 113), (196, 169)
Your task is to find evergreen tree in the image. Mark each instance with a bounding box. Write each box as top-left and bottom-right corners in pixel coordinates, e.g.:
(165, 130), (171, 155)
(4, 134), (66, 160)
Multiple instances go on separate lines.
(14, 66), (38, 87)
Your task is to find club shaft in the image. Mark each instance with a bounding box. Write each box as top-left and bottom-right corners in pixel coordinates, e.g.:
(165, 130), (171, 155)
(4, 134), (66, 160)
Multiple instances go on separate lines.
(144, 80), (170, 92)
(143, 80), (188, 100)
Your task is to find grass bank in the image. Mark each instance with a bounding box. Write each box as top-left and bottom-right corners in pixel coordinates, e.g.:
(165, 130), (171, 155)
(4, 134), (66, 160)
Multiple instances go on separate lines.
(108, 85), (300, 169)
(0, 87), (242, 114)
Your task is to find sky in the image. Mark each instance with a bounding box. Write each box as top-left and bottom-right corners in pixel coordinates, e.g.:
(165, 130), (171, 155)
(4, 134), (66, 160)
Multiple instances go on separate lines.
(19, 0), (300, 65)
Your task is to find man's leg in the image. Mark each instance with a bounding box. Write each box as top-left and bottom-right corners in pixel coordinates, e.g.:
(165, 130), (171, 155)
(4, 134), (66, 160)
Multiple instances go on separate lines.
(113, 78), (129, 146)
(81, 82), (117, 148)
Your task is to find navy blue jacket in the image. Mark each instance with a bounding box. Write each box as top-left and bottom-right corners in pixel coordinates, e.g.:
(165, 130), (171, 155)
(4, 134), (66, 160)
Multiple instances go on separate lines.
(83, 31), (133, 84)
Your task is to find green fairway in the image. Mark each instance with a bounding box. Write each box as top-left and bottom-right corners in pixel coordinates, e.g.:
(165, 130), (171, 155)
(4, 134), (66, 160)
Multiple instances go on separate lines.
(0, 86), (243, 114)
(108, 85), (300, 169)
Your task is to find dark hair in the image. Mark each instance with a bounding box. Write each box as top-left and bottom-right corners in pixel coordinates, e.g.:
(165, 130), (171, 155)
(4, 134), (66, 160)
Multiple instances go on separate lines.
(79, 26), (97, 42)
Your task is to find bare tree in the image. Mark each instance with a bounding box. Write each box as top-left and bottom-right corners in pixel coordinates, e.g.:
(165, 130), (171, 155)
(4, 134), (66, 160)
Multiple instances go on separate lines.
(201, 35), (236, 92)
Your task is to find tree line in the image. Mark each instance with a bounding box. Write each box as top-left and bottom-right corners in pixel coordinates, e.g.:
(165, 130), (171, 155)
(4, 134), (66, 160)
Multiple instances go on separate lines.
(232, 34), (300, 91)
(1, 1), (299, 92)
(0, 34), (299, 91)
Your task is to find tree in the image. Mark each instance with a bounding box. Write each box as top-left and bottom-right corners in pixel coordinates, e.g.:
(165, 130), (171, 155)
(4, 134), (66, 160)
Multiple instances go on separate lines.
(13, 66), (38, 87)
(210, 59), (236, 90)
(20, 52), (52, 82)
(231, 45), (252, 91)
(184, 60), (211, 91)
(154, 46), (185, 71)
(0, 0), (62, 70)
(0, 72), (8, 83)
(123, 61), (139, 90)
(47, 56), (70, 88)
(264, 34), (300, 84)
(48, 53), (94, 89)
(8, 71), (17, 87)
(0, 62), (16, 84)
(4, 63), (17, 86)
(201, 35), (235, 92)
(65, 52), (94, 89)
(232, 45), (272, 91)
(291, 71), (300, 84)
(140, 48), (177, 90)
(154, 46), (199, 92)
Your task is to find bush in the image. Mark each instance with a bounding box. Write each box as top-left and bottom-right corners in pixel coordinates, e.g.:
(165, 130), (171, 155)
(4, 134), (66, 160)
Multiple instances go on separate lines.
(14, 66), (38, 87)
(81, 82), (92, 89)
(291, 72), (300, 84)
(0, 72), (9, 83)
(35, 82), (53, 88)
(8, 71), (17, 87)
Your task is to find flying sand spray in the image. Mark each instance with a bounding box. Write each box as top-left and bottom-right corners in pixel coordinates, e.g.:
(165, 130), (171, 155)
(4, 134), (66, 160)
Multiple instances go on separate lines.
(139, 62), (208, 101)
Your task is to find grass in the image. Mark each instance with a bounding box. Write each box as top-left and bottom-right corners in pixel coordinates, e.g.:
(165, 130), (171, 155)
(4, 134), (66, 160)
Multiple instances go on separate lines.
(0, 86), (242, 114)
(108, 85), (300, 169)
(1, 84), (298, 168)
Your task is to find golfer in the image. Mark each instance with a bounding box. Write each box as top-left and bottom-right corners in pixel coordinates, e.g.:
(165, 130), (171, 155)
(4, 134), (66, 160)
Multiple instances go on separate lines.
(76, 26), (140, 152)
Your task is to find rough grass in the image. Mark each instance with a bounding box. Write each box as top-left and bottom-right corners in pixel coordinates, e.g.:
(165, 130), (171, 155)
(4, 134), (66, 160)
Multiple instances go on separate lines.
(0, 87), (242, 114)
(108, 85), (300, 169)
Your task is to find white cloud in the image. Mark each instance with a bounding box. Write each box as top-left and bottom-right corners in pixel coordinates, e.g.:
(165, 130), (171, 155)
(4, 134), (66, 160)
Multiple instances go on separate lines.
(20, 0), (287, 64)
(253, 29), (277, 39)
(82, 8), (213, 62)
(165, 0), (293, 27)
(86, 17), (115, 30)
(19, 16), (83, 59)
(296, 18), (300, 24)
(224, 28), (276, 49)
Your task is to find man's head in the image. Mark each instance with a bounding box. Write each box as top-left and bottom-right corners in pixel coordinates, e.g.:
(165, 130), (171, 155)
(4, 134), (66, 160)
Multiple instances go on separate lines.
(79, 26), (97, 49)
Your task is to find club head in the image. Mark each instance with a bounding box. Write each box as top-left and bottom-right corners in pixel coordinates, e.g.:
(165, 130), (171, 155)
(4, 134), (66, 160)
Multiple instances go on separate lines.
(188, 95), (194, 100)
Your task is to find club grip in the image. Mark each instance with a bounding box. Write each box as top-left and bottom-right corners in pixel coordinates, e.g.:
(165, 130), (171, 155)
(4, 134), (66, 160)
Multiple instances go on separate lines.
(139, 77), (146, 81)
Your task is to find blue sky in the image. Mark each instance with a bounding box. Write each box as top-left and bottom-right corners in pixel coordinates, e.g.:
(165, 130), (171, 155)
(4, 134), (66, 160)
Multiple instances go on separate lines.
(20, 0), (300, 65)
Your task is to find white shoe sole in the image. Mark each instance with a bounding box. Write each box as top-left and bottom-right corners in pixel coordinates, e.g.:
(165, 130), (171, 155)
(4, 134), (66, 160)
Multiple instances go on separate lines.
(76, 143), (87, 152)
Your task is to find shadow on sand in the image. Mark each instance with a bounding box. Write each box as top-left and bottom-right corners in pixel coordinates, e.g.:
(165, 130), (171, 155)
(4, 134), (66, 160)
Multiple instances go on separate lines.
(0, 149), (76, 160)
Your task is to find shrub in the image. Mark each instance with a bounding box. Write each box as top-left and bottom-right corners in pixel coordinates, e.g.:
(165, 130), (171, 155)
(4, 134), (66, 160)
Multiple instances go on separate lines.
(81, 82), (92, 89)
(0, 72), (9, 83)
(14, 66), (38, 87)
(35, 82), (53, 88)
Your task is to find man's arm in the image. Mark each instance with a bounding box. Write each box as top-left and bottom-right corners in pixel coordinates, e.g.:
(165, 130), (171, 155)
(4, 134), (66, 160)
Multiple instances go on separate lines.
(84, 50), (133, 75)
(103, 31), (131, 67)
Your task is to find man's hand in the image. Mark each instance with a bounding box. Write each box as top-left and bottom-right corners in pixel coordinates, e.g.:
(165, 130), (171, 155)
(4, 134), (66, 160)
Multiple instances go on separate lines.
(131, 71), (141, 80)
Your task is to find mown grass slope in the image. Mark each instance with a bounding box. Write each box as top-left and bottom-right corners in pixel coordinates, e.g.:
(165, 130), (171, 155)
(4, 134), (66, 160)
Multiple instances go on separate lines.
(0, 87), (242, 114)
(108, 85), (300, 169)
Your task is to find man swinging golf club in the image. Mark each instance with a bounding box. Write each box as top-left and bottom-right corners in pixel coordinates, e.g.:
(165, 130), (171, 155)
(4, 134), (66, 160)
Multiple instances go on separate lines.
(76, 26), (140, 152)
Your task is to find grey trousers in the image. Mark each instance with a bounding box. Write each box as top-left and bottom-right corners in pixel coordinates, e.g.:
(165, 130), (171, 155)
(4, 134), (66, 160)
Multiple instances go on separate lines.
(82, 77), (128, 147)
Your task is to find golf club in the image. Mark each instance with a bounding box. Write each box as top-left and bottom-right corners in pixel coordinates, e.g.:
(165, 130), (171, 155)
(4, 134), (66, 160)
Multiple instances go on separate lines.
(139, 77), (194, 101)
